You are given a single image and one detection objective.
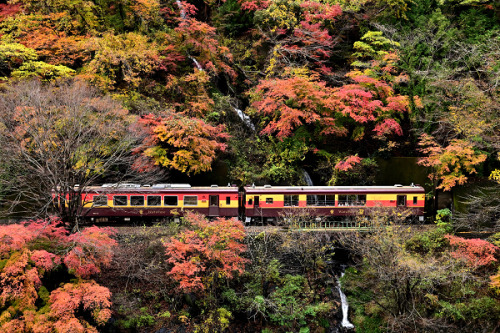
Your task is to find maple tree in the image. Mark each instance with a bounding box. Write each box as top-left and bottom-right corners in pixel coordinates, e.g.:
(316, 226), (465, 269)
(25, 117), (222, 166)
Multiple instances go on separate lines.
(254, 0), (342, 74)
(418, 134), (487, 191)
(163, 212), (247, 294)
(133, 113), (229, 175)
(163, 70), (215, 117)
(249, 65), (410, 141)
(174, 17), (236, 80)
(0, 218), (117, 332)
(445, 235), (499, 269)
(334, 155), (363, 171)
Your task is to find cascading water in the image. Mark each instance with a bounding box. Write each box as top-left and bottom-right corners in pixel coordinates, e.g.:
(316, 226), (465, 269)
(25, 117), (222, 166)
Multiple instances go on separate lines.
(233, 107), (255, 131)
(337, 271), (354, 329)
(302, 170), (318, 205)
(188, 56), (204, 71)
(175, 0), (186, 19)
(303, 170), (314, 186)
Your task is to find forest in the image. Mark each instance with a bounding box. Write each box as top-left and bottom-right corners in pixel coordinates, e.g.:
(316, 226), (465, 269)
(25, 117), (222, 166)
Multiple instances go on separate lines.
(0, 0), (499, 331)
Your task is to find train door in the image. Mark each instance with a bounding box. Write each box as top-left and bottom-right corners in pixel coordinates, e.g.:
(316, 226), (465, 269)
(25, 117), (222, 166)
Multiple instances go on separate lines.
(254, 196), (260, 215)
(397, 195), (406, 207)
(209, 195), (219, 216)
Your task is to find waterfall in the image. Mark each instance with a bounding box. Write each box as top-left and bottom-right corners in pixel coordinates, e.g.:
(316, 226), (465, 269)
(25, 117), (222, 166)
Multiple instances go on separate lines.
(337, 272), (354, 329)
(303, 170), (314, 186)
(302, 170), (318, 205)
(188, 56), (204, 71)
(175, 0), (186, 19)
(233, 107), (255, 131)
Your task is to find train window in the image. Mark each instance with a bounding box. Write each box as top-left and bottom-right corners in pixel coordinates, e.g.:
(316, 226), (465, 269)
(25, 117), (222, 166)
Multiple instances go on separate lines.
(397, 195), (406, 207)
(131, 195), (144, 206)
(306, 195), (318, 206)
(226, 196), (231, 205)
(307, 195), (335, 206)
(184, 196), (198, 206)
(248, 198), (253, 205)
(93, 195), (108, 207)
(164, 196), (178, 206)
(147, 196), (161, 206)
(266, 198), (273, 204)
(413, 196), (418, 205)
(113, 195), (127, 206)
(284, 195), (299, 206)
(338, 195), (366, 206)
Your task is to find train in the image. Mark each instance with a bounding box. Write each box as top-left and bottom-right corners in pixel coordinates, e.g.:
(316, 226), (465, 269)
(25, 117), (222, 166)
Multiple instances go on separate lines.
(78, 183), (426, 224)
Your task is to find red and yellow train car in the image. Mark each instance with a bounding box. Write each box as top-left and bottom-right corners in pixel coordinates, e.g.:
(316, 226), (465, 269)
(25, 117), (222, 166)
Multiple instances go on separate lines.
(80, 184), (239, 222)
(243, 185), (425, 223)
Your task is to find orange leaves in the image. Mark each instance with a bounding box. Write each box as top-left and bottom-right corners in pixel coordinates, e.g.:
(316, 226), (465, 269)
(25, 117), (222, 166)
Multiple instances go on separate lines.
(250, 74), (341, 138)
(0, 250), (41, 310)
(418, 134), (487, 191)
(445, 235), (499, 269)
(50, 281), (112, 327)
(163, 212), (247, 294)
(0, 218), (116, 331)
(133, 113), (229, 174)
(250, 69), (407, 140)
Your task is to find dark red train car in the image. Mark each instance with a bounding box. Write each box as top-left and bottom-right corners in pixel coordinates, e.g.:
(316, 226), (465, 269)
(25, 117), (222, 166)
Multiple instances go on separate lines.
(80, 183), (239, 222)
(243, 184), (425, 223)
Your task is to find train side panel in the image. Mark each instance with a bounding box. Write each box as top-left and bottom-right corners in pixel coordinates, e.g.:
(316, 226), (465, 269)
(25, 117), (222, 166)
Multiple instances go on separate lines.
(244, 185), (425, 221)
(81, 186), (239, 222)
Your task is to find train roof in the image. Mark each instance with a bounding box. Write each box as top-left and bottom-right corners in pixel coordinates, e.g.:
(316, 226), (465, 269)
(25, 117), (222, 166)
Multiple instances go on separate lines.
(83, 184), (239, 193)
(244, 184), (425, 194)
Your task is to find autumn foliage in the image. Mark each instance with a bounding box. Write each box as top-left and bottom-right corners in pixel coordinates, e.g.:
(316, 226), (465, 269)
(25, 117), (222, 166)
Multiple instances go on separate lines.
(0, 218), (117, 331)
(445, 235), (499, 269)
(163, 212), (247, 293)
(133, 113), (229, 175)
(418, 134), (487, 191)
(250, 67), (409, 141)
(334, 155), (363, 171)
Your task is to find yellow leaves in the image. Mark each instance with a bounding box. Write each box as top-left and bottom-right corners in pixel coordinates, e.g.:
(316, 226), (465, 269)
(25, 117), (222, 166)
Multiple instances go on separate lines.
(262, 0), (301, 31)
(352, 31), (400, 61)
(84, 32), (160, 90)
(489, 169), (500, 184)
(0, 43), (38, 63)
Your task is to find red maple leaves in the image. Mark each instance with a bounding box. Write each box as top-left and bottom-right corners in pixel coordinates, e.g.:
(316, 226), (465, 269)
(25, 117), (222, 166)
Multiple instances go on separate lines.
(335, 155), (362, 171)
(0, 218), (117, 331)
(445, 235), (499, 269)
(250, 69), (409, 141)
(163, 212), (247, 293)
